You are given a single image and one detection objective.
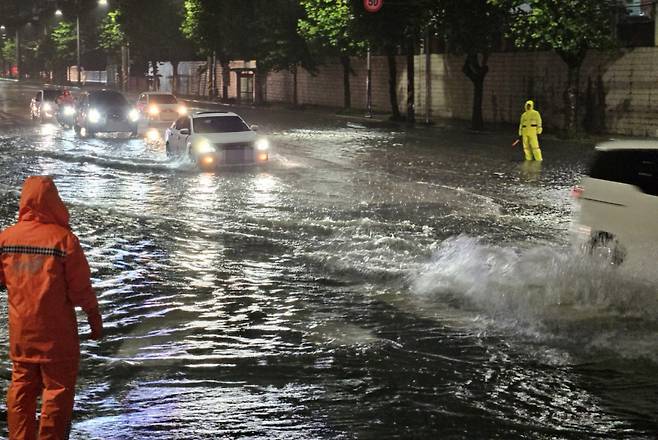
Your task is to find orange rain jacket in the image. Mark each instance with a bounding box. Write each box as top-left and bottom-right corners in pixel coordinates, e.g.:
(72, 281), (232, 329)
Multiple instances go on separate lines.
(0, 176), (99, 363)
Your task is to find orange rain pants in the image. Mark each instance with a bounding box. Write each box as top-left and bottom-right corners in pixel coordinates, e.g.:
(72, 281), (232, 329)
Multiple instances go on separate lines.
(7, 360), (78, 440)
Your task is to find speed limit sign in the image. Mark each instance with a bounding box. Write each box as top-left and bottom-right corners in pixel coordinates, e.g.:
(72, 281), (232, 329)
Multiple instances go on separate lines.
(364, 0), (383, 13)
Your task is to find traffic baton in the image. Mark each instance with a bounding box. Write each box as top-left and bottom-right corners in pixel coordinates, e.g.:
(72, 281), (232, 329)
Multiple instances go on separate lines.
(511, 139), (520, 147)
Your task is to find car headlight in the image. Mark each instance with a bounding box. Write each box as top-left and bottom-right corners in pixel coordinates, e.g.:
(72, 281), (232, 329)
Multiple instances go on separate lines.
(148, 105), (160, 116)
(128, 109), (140, 122)
(255, 138), (270, 151)
(43, 102), (52, 112)
(195, 139), (216, 154)
(63, 106), (75, 116)
(88, 109), (101, 123)
(177, 106), (188, 116)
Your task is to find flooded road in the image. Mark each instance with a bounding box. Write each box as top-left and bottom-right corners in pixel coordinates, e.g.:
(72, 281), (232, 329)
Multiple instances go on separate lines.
(1, 81), (657, 439)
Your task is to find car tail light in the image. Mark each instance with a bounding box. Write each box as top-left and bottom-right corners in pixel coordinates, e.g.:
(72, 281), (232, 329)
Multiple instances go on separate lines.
(571, 185), (584, 199)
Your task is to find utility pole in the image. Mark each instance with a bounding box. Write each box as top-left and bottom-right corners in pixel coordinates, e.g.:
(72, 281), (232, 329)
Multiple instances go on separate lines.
(654, 2), (658, 47)
(76, 14), (81, 85)
(15, 28), (20, 80)
(366, 46), (372, 118)
(425, 29), (432, 125)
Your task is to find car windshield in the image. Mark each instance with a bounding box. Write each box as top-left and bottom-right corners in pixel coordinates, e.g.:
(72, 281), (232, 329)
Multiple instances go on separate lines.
(90, 92), (128, 107)
(43, 90), (61, 101)
(150, 94), (178, 104)
(193, 116), (250, 133)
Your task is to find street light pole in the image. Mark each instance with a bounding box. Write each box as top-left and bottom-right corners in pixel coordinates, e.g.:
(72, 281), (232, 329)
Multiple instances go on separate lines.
(366, 46), (372, 118)
(15, 28), (21, 80)
(76, 14), (81, 85)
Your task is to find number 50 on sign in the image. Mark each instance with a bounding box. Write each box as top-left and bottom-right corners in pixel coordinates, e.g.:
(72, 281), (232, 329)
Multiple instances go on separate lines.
(364, 0), (383, 13)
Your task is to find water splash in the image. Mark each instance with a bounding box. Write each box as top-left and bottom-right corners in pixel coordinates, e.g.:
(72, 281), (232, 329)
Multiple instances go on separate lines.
(412, 236), (658, 361)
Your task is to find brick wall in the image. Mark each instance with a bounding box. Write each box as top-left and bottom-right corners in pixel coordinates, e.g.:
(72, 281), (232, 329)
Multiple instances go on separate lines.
(262, 48), (658, 136)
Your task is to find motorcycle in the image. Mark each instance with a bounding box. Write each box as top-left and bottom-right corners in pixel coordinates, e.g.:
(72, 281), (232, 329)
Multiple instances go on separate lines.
(56, 103), (76, 129)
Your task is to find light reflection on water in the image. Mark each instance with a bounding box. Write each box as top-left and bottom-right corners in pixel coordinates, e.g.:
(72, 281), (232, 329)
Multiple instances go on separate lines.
(0, 113), (655, 439)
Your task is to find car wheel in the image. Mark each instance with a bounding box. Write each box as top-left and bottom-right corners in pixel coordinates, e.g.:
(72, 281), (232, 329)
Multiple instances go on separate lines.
(165, 142), (172, 157)
(589, 232), (625, 265)
(80, 126), (94, 138)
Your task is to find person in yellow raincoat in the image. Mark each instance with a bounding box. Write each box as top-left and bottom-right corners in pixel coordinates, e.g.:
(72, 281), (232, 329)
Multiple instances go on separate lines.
(518, 100), (543, 161)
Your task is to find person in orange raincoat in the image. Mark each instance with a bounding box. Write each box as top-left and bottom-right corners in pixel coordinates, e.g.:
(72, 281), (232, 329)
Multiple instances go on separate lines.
(0, 176), (103, 440)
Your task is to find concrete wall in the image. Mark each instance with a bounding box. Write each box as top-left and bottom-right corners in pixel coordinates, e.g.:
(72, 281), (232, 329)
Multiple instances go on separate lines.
(151, 48), (658, 136)
(262, 48), (658, 136)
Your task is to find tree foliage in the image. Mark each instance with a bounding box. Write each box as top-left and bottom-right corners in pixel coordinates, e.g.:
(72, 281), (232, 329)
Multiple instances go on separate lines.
(51, 21), (77, 64)
(115, 0), (193, 73)
(99, 9), (126, 53)
(495, 0), (616, 67)
(298, 0), (365, 57)
(1, 40), (16, 66)
(492, 0), (617, 135)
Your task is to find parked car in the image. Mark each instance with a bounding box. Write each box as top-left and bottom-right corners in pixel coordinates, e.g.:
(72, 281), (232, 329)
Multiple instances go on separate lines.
(136, 92), (187, 122)
(164, 111), (269, 169)
(30, 89), (62, 122)
(572, 140), (658, 268)
(74, 90), (139, 138)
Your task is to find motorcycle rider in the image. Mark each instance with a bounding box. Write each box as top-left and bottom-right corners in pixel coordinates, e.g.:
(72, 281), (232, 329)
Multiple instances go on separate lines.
(55, 90), (76, 127)
(55, 89), (75, 107)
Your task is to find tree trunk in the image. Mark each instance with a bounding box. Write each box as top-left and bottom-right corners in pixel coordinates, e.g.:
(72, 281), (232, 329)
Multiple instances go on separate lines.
(171, 60), (179, 95)
(292, 65), (298, 106)
(340, 55), (351, 110)
(557, 48), (585, 137)
(462, 53), (489, 131)
(255, 69), (267, 105)
(406, 39), (415, 124)
(564, 64), (580, 137)
(151, 61), (160, 91)
(386, 48), (401, 120)
(220, 59), (230, 101)
(206, 55), (213, 97)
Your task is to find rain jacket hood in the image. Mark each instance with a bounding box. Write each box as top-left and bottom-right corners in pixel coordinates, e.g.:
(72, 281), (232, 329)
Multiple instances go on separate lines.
(525, 100), (534, 111)
(18, 176), (69, 228)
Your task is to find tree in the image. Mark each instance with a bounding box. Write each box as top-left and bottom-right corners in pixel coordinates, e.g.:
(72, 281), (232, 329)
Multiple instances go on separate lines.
(491, 0), (616, 136)
(115, 0), (194, 93)
(436, 0), (510, 130)
(98, 9), (125, 54)
(1, 40), (16, 76)
(182, 0), (313, 105)
(348, 0), (430, 121)
(51, 21), (77, 65)
(181, 0), (252, 99)
(298, 0), (366, 109)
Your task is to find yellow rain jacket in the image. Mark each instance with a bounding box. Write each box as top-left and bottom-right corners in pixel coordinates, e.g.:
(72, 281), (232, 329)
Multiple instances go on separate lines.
(518, 100), (543, 161)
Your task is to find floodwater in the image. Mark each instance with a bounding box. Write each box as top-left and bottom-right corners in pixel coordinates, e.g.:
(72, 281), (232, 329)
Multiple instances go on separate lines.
(0, 81), (656, 439)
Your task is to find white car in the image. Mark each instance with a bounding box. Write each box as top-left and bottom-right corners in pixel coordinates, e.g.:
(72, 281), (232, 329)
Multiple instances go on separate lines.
(30, 89), (62, 122)
(164, 111), (270, 169)
(573, 140), (658, 269)
(136, 92), (187, 122)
